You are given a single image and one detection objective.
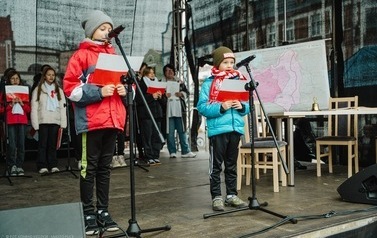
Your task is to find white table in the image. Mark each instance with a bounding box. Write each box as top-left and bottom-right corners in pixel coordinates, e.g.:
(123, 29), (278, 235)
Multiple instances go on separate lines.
(269, 107), (377, 186)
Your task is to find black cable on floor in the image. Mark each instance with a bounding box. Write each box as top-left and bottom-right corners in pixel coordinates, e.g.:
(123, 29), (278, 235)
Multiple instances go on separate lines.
(238, 205), (377, 238)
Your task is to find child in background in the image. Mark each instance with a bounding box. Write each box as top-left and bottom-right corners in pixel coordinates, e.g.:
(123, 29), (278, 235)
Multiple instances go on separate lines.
(197, 46), (250, 211)
(135, 67), (166, 165)
(31, 66), (67, 174)
(4, 70), (30, 176)
(63, 9), (127, 235)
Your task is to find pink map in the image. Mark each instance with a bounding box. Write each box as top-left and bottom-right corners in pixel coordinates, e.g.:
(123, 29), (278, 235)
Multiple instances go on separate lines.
(253, 50), (302, 111)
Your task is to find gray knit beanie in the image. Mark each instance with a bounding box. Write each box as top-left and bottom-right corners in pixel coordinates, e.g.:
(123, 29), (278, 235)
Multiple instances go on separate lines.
(81, 10), (114, 38)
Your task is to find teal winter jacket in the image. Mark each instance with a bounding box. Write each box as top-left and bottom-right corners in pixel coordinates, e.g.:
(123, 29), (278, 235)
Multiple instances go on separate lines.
(197, 76), (250, 138)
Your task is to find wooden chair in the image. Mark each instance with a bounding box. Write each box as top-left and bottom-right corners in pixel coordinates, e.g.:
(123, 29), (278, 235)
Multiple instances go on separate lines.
(237, 101), (287, 192)
(315, 96), (359, 178)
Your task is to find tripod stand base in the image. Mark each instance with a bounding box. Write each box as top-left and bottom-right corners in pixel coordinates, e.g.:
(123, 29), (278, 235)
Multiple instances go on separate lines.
(0, 175), (13, 185)
(128, 159), (149, 172)
(127, 220), (171, 238)
(203, 196), (297, 224)
(1, 169), (33, 186)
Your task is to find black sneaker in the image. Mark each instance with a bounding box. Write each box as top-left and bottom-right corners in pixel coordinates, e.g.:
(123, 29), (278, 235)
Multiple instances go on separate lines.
(84, 214), (99, 235)
(97, 210), (119, 232)
(135, 158), (150, 167)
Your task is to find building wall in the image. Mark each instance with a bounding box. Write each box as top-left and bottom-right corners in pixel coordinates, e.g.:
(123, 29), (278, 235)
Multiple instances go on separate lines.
(0, 0), (172, 78)
(189, 0), (376, 61)
(0, 15), (14, 73)
(14, 46), (60, 86)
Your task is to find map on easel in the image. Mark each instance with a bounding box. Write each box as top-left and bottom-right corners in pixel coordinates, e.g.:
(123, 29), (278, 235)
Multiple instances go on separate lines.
(235, 39), (330, 113)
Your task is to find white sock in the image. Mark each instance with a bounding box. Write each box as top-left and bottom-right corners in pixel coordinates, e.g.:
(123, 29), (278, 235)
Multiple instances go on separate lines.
(226, 195), (235, 199)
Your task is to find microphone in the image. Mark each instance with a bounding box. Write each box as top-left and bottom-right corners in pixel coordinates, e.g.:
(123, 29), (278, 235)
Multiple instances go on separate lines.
(106, 25), (125, 39)
(236, 55), (256, 69)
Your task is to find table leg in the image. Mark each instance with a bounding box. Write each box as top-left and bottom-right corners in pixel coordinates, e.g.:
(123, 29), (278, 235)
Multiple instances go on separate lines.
(275, 118), (294, 186)
(276, 118), (282, 140)
(287, 118), (295, 186)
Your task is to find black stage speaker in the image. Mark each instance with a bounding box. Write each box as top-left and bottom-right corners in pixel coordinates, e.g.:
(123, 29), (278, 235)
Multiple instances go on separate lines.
(337, 164), (377, 205)
(0, 202), (85, 237)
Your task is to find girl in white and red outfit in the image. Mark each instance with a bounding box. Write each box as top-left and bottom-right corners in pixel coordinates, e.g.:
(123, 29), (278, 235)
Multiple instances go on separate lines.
(197, 46), (250, 212)
(31, 66), (67, 174)
(63, 10), (126, 235)
(5, 70), (30, 176)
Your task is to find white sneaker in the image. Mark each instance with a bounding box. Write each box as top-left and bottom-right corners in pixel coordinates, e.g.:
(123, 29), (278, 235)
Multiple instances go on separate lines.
(111, 156), (121, 168)
(39, 168), (48, 174)
(17, 167), (24, 176)
(311, 159), (325, 164)
(51, 167), (60, 173)
(10, 165), (17, 176)
(181, 152), (196, 158)
(118, 155), (127, 167)
(170, 153), (177, 158)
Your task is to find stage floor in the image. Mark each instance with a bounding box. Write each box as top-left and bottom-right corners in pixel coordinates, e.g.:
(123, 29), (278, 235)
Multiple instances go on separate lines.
(1, 148), (377, 238)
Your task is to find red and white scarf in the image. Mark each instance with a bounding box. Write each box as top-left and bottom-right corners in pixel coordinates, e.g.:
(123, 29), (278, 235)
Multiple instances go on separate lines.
(209, 68), (246, 102)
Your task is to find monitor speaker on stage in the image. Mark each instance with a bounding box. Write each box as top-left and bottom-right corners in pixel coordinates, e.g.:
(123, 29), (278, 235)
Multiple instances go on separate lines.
(0, 202), (85, 237)
(337, 164), (377, 205)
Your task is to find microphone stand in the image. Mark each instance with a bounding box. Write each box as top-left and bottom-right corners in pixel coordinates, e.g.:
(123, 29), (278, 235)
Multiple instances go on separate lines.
(203, 62), (296, 226)
(103, 35), (171, 238)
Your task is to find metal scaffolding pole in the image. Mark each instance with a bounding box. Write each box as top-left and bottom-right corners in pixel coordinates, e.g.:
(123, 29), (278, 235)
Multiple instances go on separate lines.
(172, 0), (191, 135)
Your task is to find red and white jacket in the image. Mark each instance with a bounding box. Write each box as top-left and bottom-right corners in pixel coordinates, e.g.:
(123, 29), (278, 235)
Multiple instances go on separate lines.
(63, 39), (126, 134)
(5, 102), (30, 125)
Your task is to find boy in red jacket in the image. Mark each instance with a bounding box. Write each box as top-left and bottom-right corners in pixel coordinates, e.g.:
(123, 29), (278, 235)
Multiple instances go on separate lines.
(63, 10), (126, 235)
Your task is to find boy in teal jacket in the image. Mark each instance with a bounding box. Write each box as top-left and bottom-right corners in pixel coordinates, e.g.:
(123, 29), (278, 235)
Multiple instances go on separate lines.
(197, 46), (250, 211)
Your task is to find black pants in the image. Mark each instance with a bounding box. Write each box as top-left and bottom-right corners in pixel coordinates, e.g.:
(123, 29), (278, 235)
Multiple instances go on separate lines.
(80, 129), (118, 215)
(140, 119), (162, 160)
(209, 132), (241, 199)
(37, 124), (59, 170)
(7, 124), (26, 168)
(114, 132), (125, 156)
(134, 112), (144, 158)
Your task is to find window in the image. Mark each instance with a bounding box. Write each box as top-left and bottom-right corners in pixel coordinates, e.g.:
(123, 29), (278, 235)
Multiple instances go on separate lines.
(286, 20), (295, 42)
(249, 31), (256, 50)
(310, 13), (322, 37)
(267, 24), (276, 47)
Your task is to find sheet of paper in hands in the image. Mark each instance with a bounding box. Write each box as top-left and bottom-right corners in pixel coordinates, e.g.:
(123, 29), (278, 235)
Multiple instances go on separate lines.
(144, 77), (167, 94)
(91, 53), (144, 86)
(166, 81), (180, 99)
(216, 79), (250, 102)
(5, 85), (29, 102)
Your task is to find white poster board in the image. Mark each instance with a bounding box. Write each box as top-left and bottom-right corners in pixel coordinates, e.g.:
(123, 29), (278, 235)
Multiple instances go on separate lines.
(235, 40), (330, 113)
